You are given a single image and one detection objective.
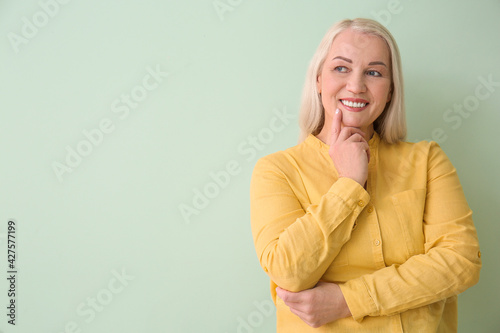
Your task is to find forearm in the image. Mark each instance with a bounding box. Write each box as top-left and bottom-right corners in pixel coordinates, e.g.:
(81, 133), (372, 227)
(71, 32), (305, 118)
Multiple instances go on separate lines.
(251, 159), (370, 292)
(261, 180), (366, 291)
(340, 210), (481, 321)
(340, 143), (482, 321)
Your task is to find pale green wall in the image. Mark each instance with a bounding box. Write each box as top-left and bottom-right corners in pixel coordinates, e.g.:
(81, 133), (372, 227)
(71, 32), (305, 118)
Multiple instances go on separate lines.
(1, 0), (499, 332)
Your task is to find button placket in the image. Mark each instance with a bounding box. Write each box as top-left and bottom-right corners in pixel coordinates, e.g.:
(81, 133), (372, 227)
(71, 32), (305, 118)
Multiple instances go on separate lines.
(367, 208), (385, 268)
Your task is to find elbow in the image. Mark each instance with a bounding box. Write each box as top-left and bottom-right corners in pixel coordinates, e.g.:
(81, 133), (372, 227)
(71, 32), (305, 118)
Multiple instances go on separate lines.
(455, 262), (481, 297)
(267, 273), (315, 292)
(260, 248), (318, 292)
(466, 258), (482, 289)
(272, 277), (314, 293)
(454, 251), (482, 293)
(463, 246), (482, 289)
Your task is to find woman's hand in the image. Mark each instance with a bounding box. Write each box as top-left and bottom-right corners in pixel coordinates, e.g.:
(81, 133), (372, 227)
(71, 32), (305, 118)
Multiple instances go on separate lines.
(276, 281), (352, 328)
(329, 109), (370, 186)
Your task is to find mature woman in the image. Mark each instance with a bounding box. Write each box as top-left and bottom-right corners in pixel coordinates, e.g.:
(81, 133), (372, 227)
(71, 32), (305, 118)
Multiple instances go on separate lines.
(250, 18), (481, 332)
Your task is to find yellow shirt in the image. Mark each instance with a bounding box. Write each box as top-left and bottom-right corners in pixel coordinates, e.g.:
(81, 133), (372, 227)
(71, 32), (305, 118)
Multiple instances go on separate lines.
(250, 132), (481, 332)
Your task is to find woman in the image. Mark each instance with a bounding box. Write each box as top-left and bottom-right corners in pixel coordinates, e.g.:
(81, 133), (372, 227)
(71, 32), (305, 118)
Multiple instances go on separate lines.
(250, 18), (481, 332)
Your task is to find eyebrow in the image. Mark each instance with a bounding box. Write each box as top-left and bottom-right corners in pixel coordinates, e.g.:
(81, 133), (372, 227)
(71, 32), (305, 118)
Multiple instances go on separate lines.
(332, 56), (388, 68)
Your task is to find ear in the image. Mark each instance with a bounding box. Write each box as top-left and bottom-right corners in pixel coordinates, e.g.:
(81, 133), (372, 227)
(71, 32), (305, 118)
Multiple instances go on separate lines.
(316, 75), (322, 94)
(386, 85), (393, 103)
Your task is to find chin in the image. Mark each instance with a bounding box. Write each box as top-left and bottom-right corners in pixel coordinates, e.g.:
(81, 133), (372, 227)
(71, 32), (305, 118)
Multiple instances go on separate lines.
(341, 118), (365, 129)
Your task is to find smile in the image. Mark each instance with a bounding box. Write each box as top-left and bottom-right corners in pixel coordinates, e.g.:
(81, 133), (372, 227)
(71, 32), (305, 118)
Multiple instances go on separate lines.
(340, 99), (368, 108)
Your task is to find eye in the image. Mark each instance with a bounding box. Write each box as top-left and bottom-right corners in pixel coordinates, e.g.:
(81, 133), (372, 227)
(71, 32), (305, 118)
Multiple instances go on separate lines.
(367, 70), (382, 77)
(334, 66), (348, 73)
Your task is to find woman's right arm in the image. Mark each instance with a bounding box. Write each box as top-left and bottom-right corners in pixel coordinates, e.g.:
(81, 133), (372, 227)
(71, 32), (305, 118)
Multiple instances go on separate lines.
(250, 156), (369, 292)
(251, 110), (371, 292)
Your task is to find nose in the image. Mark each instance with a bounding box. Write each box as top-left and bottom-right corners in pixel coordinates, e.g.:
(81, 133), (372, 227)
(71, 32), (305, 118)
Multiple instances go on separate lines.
(346, 72), (366, 94)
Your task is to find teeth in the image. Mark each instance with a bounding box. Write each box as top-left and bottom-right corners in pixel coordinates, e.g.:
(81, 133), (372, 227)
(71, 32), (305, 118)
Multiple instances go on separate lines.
(341, 100), (367, 108)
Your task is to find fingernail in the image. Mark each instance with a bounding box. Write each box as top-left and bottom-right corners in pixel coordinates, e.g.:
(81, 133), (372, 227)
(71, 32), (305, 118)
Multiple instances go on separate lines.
(335, 108), (340, 114)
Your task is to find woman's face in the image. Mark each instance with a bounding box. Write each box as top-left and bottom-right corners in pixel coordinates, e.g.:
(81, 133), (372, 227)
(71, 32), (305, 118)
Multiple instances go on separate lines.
(317, 29), (392, 138)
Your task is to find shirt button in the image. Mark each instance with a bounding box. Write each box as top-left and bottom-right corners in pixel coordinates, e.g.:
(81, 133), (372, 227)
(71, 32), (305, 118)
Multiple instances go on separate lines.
(358, 200), (365, 207)
(478, 251), (481, 258)
(367, 206), (374, 213)
(374, 239), (381, 246)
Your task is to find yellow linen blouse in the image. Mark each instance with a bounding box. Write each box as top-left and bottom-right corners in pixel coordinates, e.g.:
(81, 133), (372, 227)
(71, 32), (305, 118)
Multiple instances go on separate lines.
(250, 132), (481, 332)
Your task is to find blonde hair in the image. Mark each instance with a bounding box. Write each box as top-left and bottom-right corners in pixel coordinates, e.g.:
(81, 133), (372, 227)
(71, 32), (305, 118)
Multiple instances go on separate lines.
(298, 18), (406, 143)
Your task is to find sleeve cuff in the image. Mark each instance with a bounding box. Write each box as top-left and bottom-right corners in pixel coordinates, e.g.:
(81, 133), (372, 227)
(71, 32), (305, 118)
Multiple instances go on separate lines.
(339, 278), (379, 322)
(327, 177), (370, 213)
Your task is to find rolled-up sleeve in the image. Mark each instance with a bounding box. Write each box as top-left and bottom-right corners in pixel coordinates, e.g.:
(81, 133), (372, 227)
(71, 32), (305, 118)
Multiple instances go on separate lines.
(339, 142), (482, 321)
(250, 156), (370, 292)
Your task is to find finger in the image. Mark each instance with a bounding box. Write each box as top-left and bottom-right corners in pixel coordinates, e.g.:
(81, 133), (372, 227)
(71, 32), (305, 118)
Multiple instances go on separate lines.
(288, 306), (310, 321)
(277, 287), (311, 306)
(342, 135), (370, 160)
(355, 142), (370, 163)
(337, 127), (366, 141)
(354, 141), (370, 155)
(345, 132), (368, 144)
(345, 133), (366, 143)
(288, 307), (319, 328)
(284, 299), (312, 313)
(275, 287), (287, 301)
(276, 287), (300, 304)
(284, 298), (314, 317)
(329, 108), (342, 145)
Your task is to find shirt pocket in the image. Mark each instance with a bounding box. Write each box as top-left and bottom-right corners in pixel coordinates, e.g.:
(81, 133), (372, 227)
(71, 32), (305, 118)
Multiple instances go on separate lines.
(391, 189), (426, 258)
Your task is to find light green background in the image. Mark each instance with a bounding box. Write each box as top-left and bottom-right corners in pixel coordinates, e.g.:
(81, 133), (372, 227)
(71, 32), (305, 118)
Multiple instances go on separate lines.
(1, 0), (499, 332)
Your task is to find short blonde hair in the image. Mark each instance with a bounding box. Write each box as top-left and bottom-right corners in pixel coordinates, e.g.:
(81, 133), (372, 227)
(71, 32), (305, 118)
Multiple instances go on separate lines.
(298, 18), (406, 143)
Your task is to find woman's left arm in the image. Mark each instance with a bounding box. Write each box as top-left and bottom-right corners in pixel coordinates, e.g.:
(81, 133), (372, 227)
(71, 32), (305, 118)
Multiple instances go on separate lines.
(278, 142), (482, 325)
(339, 142), (482, 321)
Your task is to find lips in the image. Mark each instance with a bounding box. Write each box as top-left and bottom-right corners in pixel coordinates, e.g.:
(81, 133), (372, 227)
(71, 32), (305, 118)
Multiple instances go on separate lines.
(339, 98), (369, 111)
